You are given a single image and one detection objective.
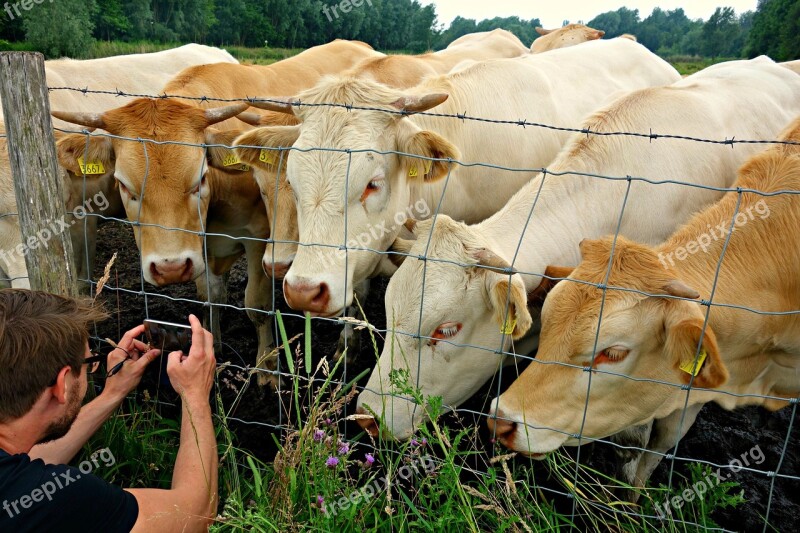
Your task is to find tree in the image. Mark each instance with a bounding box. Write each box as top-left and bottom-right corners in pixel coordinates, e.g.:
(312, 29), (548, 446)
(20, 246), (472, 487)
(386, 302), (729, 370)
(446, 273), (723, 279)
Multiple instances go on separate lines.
(745, 0), (800, 60)
(701, 7), (742, 58)
(23, 0), (97, 58)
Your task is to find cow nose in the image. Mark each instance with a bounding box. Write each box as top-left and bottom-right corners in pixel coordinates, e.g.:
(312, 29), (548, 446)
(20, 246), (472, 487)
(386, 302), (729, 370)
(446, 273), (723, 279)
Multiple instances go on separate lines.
(355, 407), (379, 437)
(487, 408), (517, 447)
(150, 258), (194, 285)
(283, 278), (330, 313)
(263, 259), (292, 280)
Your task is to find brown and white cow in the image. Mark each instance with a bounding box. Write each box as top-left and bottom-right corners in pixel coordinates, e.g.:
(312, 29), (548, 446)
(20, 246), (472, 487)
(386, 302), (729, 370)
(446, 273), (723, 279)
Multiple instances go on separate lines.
(236, 38), (680, 323)
(530, 24), (605, 53)
(489, 116), (800, 491)
(0, 43), (239, 289)
(50, 39), (382, 387)
(354, 56), (800, 440)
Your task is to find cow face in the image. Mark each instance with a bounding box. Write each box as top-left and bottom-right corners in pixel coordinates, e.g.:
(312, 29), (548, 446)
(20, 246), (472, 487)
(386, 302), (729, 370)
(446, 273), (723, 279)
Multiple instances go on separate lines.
(52, 99), (249, 286)
(489, 237), (727, 456)
(247, 78), (459, 317)
(355, 216), (532, 439)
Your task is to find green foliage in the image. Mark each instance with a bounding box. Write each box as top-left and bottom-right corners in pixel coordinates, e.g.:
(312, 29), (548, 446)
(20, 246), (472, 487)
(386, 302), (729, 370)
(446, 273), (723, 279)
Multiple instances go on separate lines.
(745, 0), (800, 60)
(22, 0), (97, 58)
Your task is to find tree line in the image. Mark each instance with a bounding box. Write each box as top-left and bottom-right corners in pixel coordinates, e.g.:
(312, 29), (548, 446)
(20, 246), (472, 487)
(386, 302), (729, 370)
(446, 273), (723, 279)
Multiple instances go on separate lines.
(0, 0), (797, 61)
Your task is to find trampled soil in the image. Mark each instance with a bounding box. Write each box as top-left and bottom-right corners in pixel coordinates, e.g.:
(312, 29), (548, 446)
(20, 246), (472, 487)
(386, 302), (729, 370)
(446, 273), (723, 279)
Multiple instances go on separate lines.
(91, 219), (799, 532)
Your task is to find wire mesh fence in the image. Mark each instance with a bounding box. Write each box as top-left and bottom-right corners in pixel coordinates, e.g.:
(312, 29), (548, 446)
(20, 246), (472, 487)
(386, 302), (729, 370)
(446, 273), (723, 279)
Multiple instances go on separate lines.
(1, 83), (799, 531)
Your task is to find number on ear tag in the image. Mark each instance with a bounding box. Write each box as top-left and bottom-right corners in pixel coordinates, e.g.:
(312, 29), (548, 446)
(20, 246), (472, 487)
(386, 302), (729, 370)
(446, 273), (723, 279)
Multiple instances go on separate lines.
(77, 156), (105, 175)
(259, 150), (277, 166)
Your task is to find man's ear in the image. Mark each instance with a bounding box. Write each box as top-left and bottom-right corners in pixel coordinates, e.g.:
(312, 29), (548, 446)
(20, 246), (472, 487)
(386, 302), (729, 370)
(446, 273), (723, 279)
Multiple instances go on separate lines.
(663, 301), (728, 389)
(396, 121), (460, 182)
(51, 366), (71, 404)
(55, 133), (115, 177)
(233, 126), (300, 171)
(485, 274), (533, 339)
(528, 265), (575, 306)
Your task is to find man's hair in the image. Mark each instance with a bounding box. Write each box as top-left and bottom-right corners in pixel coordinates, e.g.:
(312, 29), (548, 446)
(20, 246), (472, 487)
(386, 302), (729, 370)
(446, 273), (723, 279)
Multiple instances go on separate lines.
(0, 290), (109, 422)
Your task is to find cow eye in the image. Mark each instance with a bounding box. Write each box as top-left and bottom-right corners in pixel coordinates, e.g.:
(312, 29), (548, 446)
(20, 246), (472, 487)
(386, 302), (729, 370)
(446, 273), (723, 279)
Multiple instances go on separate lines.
(191, 174), (207, 195)
(427, 322), (462, 347)
(592, 346), (630, 366)
(360, 178), (384, 203)
(116, 179), (138, 202)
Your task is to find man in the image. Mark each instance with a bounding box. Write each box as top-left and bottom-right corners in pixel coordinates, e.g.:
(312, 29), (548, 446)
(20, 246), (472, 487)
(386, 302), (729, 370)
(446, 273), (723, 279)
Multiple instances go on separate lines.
(0, 289), (218, 532)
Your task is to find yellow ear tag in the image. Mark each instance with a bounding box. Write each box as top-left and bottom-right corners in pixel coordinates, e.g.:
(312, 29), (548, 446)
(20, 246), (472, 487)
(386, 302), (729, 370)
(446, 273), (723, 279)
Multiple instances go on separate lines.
(501, 316), (517, 335)
(77, 156), (105, 175)
(408, 159), (433, 178)
(222, 152), (249, 171)
(680, 348), (708, 377)
(259, 149), (277, 166)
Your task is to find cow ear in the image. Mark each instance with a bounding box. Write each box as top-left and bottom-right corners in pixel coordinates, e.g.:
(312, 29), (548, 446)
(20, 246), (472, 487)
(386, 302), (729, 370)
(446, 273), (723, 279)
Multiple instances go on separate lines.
(485, 274), (533, 340)
(593, 30), (605, 39)
(205, 129), (250, 171)
(535, 27), (552, 36)
(389, 237), (415, 267)
(398, 126), (460, 183)
(234, 126), (300, 171)
(55, 133), (114, 177)
(663, 302), (728, 389)
(528, 265), (575, 306)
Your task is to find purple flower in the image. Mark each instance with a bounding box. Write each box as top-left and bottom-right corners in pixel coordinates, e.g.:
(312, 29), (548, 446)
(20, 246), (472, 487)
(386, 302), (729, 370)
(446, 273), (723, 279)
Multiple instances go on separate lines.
(313, 429), (325, 442)
(364, 453), (375, 467)
(410, 438), (419, 447)
(338, 441), (350, 455)
(326, 456), (339, 468)
(324, 418), (332, 426)
(317, 495), (325, 509)
(420, 438), (427, 447)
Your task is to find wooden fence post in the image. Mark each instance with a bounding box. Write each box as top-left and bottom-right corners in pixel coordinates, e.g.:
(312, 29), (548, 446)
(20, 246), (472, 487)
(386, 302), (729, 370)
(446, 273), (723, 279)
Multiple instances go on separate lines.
(0, 52), (77, 297)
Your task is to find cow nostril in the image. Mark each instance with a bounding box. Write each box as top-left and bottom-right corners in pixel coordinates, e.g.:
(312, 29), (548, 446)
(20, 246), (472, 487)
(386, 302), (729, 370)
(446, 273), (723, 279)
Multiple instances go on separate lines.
(487, 408), (517, 443)
(150, 262), (159, 277)
(355, 406), (379, 437)
(313, 283), (329, 305)
(184, 258), (193, 273)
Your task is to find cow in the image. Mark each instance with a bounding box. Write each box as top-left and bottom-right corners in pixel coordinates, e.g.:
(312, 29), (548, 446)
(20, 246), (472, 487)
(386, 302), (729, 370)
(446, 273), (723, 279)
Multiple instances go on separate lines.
(780, 60), (800, 75)
(351, 57), (800, 450)
(0, 43), (239, 289)
(489, 116), (800, 495)
(236, 38), (680, 325)
(351, 29), (528, 89)
(232, 32), (526, 360)
(50, 39), (382, 388)
(530, 24), (605, 53)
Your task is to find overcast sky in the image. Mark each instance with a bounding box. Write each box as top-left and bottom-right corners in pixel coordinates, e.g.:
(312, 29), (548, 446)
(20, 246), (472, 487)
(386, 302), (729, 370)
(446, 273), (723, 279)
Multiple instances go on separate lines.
(423, 1), (760, 29)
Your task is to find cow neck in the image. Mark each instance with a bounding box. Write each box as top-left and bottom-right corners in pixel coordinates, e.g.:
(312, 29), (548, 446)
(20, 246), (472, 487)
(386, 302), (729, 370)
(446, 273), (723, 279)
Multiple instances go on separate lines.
(477, 167), (613, 292)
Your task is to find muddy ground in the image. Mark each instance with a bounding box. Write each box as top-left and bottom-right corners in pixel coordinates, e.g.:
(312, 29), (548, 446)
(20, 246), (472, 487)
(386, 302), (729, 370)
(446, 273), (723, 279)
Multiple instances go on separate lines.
(90, 219), (799, 532)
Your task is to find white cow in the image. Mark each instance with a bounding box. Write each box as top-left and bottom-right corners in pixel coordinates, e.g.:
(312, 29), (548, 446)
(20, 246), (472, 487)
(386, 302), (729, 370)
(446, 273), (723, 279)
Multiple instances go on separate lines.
(0, 44), (238, 288)
(355, 57), (800, 442)
(242, 38), (681, 319)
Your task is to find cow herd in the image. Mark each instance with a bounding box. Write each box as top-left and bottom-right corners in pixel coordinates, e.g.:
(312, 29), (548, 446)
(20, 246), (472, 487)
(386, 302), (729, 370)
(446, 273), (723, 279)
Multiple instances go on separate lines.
(1, 24), (799, 498)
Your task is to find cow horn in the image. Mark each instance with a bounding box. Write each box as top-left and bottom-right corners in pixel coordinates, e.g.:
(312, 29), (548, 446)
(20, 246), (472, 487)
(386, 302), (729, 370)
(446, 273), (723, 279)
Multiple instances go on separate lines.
(204, 103), (250, 125)
(248, 97), (298, 116)
(662, 279), (700, 300)
(236, 111), (265, 127)
(391, 93), (449, 115)
(51, 111), (106, 129)
(472, 248), (516, 275)
(535, 27), (553, 36)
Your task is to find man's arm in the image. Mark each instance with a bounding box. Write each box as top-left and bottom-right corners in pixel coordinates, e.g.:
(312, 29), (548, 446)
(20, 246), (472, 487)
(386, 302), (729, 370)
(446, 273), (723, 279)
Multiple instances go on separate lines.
(29, 325), (160, 464)
(126, 314), (219, 533)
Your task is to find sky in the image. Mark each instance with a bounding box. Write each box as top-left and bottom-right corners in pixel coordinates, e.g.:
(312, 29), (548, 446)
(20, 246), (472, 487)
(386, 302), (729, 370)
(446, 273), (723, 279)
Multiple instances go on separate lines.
(423, 1), (760, 30)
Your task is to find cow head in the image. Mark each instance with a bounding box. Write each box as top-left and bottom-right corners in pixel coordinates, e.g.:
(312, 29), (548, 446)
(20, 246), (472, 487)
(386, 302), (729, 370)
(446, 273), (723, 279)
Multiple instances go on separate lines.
(531, 24), (605, 53)
(489, 236), (728, 456)
(52, 99), (249, 286)
(355, 216), (532, 439)
(245, 77), (459, 316)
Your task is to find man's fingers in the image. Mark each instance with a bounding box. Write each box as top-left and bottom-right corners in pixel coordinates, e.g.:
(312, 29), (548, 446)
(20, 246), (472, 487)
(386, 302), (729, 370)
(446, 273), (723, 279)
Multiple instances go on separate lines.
(188, 314), (205, 355)
(120, 324), (146, 345)
(131, 339), (149, 353)
(133, 349), (161, 370)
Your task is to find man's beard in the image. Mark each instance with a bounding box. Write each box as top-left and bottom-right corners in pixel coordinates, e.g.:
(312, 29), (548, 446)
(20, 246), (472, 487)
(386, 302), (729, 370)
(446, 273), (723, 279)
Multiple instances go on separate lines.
(37, 384), (82, 444)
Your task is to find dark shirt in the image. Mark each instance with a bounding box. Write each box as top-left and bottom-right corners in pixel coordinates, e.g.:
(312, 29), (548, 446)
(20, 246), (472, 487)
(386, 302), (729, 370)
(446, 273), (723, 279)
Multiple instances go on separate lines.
(0, 449), (138, 533)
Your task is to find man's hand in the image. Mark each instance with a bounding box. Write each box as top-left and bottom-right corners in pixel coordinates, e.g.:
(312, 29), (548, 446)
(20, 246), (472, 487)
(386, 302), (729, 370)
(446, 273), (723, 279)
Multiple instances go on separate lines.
(102, 324), (161, 403)
(166, 314), (216, 402)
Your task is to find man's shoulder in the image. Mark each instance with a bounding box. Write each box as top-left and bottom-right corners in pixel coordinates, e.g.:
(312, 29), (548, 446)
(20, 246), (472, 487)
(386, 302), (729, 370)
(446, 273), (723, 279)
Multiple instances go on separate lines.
(0, 450), (139, 533)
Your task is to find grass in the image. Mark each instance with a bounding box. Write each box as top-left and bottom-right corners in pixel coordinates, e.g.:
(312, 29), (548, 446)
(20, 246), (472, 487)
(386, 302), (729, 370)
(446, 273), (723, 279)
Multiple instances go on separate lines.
(73, 313), (745, 531)
(665, 55), (741, 76)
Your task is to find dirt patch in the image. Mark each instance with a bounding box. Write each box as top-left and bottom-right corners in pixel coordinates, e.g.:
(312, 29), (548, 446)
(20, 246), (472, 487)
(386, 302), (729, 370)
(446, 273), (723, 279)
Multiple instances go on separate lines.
(91, 219), (799, 531)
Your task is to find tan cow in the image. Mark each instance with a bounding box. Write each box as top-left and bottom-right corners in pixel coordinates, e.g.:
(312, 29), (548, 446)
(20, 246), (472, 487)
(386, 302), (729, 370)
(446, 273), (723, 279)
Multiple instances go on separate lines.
(489, 116), (800, 492)
(780, 59), (800, 75)
(531, 24), (605, 53)
(235, 38), (680, 323)
(0, 44), (239, 289)
(51, 39), (382, 387)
